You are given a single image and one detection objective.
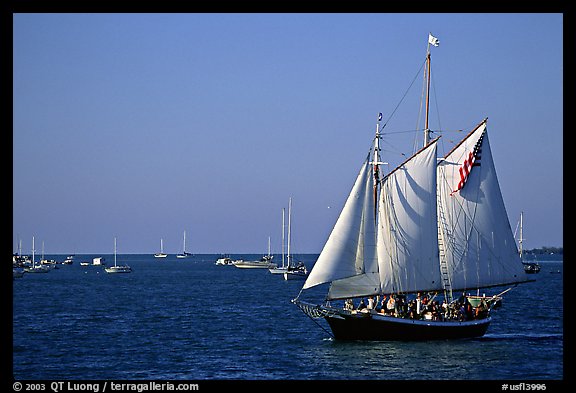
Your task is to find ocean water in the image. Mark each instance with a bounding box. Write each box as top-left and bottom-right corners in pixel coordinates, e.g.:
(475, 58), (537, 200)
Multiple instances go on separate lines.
(12, 255), (563, 381)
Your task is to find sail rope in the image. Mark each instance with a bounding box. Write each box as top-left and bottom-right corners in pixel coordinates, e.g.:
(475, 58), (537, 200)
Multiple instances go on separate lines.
(380, 58), (426, 132)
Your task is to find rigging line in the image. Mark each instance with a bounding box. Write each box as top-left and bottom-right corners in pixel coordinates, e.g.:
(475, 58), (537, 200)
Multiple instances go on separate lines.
(293, 300), (335, 339)
(441, 166), (518, 282)
(380, 58), (427, 132)
(415, 57), (428, 152)
(431, 68), (442, 132)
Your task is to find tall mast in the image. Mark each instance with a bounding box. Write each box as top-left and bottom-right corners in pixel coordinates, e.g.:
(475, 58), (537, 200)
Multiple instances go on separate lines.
(424, 32), (439, 147)
(373, 114), (382, 217)
(114, 236), (117, 267)
(287, 197), (292, 267)
(424, 50), (431, 147)
(519, 211), (524, 261)
(282, 207), (285, 268)
(372, 113), (388, 218)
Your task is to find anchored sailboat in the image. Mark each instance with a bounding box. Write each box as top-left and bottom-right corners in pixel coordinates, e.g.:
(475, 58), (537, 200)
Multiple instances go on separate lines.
(24, 236), (50, 273)
(292, 33), (531, 340)
(282, 197), (308, 280)
(233, 236), (277, 269)
(516, 212), (541, 274)
(269, 207), (289, 275)
(154, 238), (168, 258)
(105, 237), (132, 274)
(176, 230), (192, 258)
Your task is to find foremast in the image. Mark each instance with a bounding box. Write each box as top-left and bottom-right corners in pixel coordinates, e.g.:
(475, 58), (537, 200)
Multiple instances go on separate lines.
(372, 113), (386, 219)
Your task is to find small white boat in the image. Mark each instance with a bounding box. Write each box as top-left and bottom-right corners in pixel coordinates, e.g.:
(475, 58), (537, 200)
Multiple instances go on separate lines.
(234, 237), (277, 269)
(154, 238), (168, 258)
(233, 255), (277, 269)
(62, 255), (74, 265)
(215, 256), (234, 265)
(105, 265), (132, 274)
(105, 237), (132, 274)
(24, 265), (51, 273)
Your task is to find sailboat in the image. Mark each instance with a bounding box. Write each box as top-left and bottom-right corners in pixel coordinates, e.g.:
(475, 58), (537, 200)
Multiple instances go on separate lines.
(24, 236), (50, 273)
(176, 230), (192, 258)
(292, 33), (531, 340)
(516, 212), (541, 274)
(282, 197), (308, 280)
(233, 236), (277, 269)
(154, 238), (168, 258)
(39, 241), (58, 269)
(105, 237), (132, 273)
(269, 207), (289, 274)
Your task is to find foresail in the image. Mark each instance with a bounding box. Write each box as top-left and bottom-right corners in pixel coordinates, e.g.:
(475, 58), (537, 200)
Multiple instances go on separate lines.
(436, 120), (528, 290)
(377, 138), (443, 295)
(303, 157), (378, 292)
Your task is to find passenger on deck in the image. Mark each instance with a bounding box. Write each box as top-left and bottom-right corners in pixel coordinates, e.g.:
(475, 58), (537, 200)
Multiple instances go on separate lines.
(475, 297), (489, 319)
(344, 298), (354, 311)
(431, 300), (441, 321)
(408, 300), (417, 319)
(357, 298), (366, 311)
(374, 295), (382, 313)
(395, 295), (405, 317)
(441, 300), (449, 321)
(464, 297), (474, 320)
(378, 296), (387, 314)
(386, 294), (396, 316)
(367, 296), (375, 310)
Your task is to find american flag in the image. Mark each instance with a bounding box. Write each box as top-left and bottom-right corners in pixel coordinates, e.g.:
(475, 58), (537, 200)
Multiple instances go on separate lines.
(450, 133), (484, 196)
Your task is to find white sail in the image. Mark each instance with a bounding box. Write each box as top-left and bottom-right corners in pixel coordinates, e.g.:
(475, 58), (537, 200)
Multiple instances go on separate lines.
(437, 120), (528, 290)
(303, 156), (378, 294)
(377, 138), (443, 295)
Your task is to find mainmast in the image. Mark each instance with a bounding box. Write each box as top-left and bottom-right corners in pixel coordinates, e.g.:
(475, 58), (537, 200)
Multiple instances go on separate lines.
(519, 211), (524, 261)
(287, 197), (292, 267)
(424, 33), (439, 147)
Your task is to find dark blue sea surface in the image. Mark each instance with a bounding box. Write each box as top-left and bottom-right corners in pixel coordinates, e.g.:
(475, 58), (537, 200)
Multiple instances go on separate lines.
(12, 255), (563, 380)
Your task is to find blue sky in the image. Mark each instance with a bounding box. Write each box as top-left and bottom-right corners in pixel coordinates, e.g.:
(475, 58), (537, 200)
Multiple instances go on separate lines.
(13, 13), (563, 254)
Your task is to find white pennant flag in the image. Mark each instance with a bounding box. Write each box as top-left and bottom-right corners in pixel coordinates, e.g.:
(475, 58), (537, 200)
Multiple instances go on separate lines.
(428, 33), (440, 47)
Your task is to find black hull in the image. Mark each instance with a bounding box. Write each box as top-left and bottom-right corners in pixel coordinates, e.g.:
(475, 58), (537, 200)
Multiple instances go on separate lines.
(325, 313), (491, 341)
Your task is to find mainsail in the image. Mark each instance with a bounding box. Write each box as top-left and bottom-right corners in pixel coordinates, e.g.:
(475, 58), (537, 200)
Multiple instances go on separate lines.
(437, 119), (529, 291)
